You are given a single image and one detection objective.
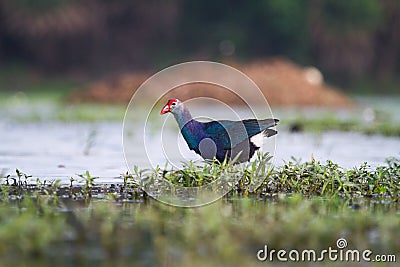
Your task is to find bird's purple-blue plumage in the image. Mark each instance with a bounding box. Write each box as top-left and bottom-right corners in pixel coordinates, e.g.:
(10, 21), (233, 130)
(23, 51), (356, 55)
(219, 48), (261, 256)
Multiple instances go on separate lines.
(164, 99), (279, 163)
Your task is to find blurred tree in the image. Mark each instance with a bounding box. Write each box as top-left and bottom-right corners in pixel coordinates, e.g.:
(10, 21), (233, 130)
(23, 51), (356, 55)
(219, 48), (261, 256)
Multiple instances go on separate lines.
(5, 0), (72, 13)
(320, 0), (381, 30)
(252, 0), (309, 60)
(309, 0), (382, 80)
(0, 0), (179, 74)
(178, 0), (308, 61)
(0, 0), (399, 90)
(374, 0), (400, 81)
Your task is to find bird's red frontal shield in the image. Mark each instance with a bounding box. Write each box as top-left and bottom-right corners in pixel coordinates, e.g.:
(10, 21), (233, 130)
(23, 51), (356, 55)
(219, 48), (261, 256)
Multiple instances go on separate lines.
(160, 104), (170, 114)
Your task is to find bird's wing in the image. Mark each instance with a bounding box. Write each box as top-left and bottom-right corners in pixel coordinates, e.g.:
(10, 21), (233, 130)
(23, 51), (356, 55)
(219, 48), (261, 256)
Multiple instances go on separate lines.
(203, 119), (278, 149)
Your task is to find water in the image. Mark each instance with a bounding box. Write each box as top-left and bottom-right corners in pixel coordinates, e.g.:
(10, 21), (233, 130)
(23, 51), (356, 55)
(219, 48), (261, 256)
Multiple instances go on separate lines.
(1, 120), (399, 183)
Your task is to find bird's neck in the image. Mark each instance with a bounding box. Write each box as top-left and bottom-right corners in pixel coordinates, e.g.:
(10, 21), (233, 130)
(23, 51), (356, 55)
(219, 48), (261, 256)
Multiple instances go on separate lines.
(174, 106), (203, 150)
(173, 105), (193, 129)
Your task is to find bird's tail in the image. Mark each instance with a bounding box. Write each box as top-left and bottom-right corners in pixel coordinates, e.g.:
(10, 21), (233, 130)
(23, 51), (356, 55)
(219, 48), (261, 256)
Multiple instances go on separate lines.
(263, 129), (277, 137)
(261, 118), (279, 137)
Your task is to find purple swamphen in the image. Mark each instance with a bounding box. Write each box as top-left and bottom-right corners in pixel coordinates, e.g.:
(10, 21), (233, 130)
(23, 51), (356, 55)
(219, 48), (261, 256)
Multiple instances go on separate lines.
(160, 98), (279, 163)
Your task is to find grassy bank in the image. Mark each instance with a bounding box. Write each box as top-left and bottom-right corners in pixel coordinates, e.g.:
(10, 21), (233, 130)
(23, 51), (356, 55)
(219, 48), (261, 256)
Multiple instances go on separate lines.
(1, 157), (399, 266)
(2, 91), (400, 136)
(283, 115), (400, 137)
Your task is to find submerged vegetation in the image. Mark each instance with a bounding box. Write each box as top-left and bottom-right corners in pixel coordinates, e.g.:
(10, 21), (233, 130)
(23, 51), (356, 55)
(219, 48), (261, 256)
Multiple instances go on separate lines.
(0, 156), (399, 266)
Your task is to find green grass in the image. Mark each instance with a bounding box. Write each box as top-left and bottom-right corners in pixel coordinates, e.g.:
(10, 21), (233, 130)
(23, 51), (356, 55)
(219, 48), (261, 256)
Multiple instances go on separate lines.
(0, 93), (127, 122)
(1, 157), (399, 266)
(0, 68), (129, 122)
(5, 154), (400, 201)
(283, 115), (400, 137)
(0, 66), (76, 100)
(133, 154), (400, 201)
(0, 65), (130, 122)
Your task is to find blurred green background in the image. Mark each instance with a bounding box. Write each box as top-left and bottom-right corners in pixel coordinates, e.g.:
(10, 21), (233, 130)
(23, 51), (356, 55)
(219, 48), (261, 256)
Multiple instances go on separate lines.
(0, 0), (399, 94)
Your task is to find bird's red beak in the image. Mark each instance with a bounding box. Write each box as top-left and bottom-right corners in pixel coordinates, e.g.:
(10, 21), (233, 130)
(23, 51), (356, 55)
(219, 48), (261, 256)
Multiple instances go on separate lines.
(160, 104), (170, 114)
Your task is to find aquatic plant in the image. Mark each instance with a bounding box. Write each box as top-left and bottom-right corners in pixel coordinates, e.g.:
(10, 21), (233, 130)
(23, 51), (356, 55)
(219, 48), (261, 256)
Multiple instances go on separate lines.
(0, 159), (399, 266)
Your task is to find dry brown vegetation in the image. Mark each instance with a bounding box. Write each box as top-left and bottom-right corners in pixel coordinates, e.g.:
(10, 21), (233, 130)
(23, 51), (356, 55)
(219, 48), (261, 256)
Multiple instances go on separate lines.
(69, 58), (352, 107)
